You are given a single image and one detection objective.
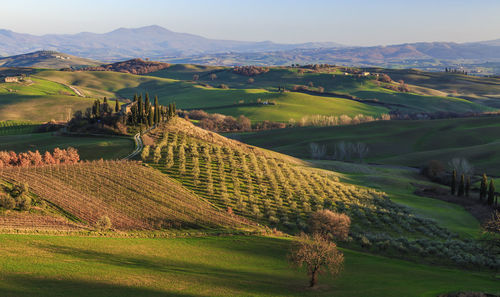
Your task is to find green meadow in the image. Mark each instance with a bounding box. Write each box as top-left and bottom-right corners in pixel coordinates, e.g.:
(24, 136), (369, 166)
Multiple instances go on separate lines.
(0, 132), (134, 160)
(0, 234), (497, 297)
(239, 116), (500, 175)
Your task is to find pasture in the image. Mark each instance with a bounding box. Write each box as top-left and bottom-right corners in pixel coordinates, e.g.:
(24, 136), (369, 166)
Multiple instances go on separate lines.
(0, 234), (497, 297)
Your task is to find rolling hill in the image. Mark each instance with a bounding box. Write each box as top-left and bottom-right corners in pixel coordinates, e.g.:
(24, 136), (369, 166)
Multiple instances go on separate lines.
(0, 160), (253, 231)
(0, 50), (100, 69)
(238, 116), (500, 175)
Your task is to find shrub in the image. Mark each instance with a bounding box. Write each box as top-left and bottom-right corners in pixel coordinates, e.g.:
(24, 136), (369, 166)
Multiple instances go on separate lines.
(17, 196), (31, 211)
(95, 215), (112, 231)
(0, 195), (15, 210)
(309, 210), (351, 241)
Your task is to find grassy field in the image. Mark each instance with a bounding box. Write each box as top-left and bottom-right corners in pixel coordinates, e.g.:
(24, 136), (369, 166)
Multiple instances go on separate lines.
(376, 68), (500, 100)
(310, 160), (482, 238)
(0, 234), (497, 297)
(238, 116), (500, 175)
(150, 66), (493, 114)
(33, 70), (388, 122)
(0, 133), (134, 160)
(0, 77), (94, 122)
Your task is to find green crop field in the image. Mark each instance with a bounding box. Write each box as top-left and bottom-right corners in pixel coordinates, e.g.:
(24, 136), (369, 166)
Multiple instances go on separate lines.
(0, 234), (497, 297)
(0, 77), (94, 122)
(0, 133), (134, 160)
(238, 116), (500, 175)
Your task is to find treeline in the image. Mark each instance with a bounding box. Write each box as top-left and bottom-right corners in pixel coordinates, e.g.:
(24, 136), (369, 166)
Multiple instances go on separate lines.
(77, 58), (171, 75)
(0, 147), (80, 168)
(445, 68), (468, 75)
(179, 110), (286, 132)
(293, 114), (391, 127)
(69, 97), (127, 134)
(128, 93), (176, 127)
(232, 66), (269, 76)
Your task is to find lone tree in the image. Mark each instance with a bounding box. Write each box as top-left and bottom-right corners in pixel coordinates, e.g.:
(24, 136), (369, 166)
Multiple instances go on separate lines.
(480, 173), (488, 201)
(289, 233), (344, 288)
(488, 179), (495, 206)
(451, 169), (457, 195)
(115, 99), (119, 113)
(458, 174), (465, 197)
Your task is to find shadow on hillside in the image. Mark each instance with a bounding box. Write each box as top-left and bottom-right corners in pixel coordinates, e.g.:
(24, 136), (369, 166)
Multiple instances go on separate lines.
(0, 275), (193, 297)
(32, 238), (306, 296)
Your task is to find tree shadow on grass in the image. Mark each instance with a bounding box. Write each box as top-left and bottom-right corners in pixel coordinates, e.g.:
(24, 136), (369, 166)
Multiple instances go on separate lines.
(32, 239), (313, 296)
(0, 275), (197, 297)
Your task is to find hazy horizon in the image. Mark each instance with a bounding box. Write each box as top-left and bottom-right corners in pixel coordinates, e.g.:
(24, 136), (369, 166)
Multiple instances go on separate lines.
(4, 0), (500, 46)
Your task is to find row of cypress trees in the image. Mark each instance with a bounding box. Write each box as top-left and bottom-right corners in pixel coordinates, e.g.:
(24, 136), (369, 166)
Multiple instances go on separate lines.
(451, 170), (497, 205)
(90, 97), (120, 119)
(129, 93), (176, 127)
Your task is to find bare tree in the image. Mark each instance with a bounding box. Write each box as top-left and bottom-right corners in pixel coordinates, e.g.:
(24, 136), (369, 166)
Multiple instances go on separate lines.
(309, 142), (327, 159)
(355, 142), (369, 161)
(289, 233), (344, 288)
(210, 73), (217, 81)
(448, 158), (474, 177)
(192, 74), (199, 81)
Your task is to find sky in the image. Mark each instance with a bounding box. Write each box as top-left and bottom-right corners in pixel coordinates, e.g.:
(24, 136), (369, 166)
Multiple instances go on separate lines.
(3, 0), (500, 46)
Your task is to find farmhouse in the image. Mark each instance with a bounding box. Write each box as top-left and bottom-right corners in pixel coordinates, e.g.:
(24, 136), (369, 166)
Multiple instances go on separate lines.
(3, 76), (19, 83)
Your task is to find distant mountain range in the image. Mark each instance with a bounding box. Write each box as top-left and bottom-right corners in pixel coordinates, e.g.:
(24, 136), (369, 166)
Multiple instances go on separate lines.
(0, 25), (499, 71)
(0, 25), (341, 61)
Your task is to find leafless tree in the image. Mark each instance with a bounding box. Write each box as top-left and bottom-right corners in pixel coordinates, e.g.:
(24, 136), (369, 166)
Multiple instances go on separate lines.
(448, 158), (474, 177)
(210, 73), (217, 81)
(192, 74), (199, 81)
(309, 142), (327, 159)
(289, 233), (344, 288)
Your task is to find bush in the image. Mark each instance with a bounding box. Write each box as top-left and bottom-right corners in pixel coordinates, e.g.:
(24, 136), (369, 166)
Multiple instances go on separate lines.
(0, 195), (15, 210)
(309, 210), (351, 241)
(95, 215), (112, 230)
(17, 196), (31, 211)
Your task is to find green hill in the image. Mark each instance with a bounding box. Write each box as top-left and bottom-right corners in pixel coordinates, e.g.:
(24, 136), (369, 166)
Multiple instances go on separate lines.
(0, 51), (100, 69)
(0, 76), (94, 121)
(238, 116), (500, 175)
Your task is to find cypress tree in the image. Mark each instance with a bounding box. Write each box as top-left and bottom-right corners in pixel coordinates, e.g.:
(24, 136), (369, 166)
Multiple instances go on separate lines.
(138, 95), (143, 124)
(133, 94), (138, 102)
(465, 176), (470, 197)
(148, 105), (153, 127)
(145, 93), (150, 111)
(458, 174), (465, 197)
(172, 102), (176, 115)
(154, 95), (159, 125)
(488, 179), (495, 205)
(115, 99), (119, 113)
(480, 173), (487, 201)
(451, 169), (457, 195)
(95, 99), (101, 119)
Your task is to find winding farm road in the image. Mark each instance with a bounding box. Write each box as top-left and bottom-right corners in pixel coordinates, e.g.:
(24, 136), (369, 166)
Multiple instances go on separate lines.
(122, 132), (143, 160)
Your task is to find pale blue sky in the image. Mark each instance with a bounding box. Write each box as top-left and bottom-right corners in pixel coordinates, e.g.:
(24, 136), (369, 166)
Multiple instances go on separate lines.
(4, 0), (500, 45)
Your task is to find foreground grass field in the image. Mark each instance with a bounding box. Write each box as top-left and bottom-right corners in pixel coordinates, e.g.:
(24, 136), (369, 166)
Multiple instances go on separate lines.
(0, 234), (497, 297)
(239, 116), (500, 175)
(0, 133), (134, 160)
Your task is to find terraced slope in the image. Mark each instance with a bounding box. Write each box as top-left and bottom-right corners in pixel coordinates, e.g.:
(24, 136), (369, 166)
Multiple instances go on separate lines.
(142, 118), (499, 269)
(0, 160), (252, 231)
